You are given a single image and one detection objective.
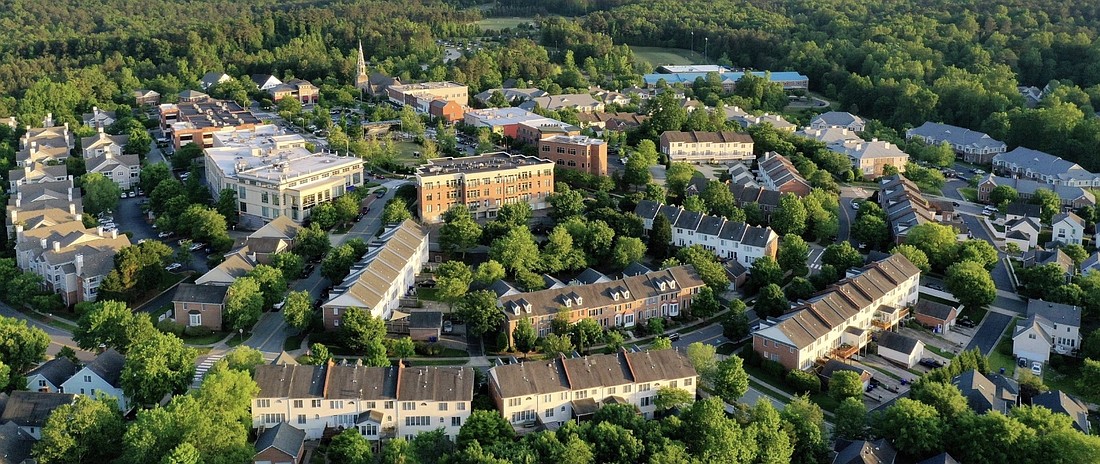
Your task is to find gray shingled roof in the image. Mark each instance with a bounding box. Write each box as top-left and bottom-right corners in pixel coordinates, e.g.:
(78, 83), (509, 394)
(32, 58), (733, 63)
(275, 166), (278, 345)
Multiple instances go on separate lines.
(917, 453), (960, 464)
(832, 438), (896, 464)
(172, 283), (230, 305)
(1031, 390), (1090, 433)
(877, 331), (921, 355)
(952, 370), (1018, 414)
(254, 422), (305, 458)
(633, 199), (661, 221)
(993, 147), (1084, 179)
(813, 111), (864, 128)
(913, 300), (956, 321)
(26, 358), (78, 388)
(0, 391), (74, 427)
(1026, 300), (1081, 328)
(408, 311), (442, 330)
(622, 262), (652, 277)
(907, 122), (1005, 151)
(86, 349), (126, 387)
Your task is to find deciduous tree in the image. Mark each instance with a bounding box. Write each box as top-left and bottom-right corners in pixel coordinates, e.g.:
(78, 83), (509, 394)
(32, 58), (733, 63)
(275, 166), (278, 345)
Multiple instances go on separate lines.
(120, 332), (196, 406)
(33, 396), (124, 464)
(777, 234), (810, 276)
(435, 261), (473, 303)
(224, 277), (263, 332)
(455, 290), (505, 338)
(713, 355), (749, 404)
(946, 260), (996, 309)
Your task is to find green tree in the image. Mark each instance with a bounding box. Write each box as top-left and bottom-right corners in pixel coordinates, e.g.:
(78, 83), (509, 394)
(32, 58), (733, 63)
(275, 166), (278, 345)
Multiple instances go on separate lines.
(321, 244), (358, 282)
(891, 244), (931, 272)
(382, 197), (413, 224)
(435, 261), (473, 303)
(490, 227), (540, 274)
(388, 337), (416, 358)
(777, 234), (810, 276)
(665, 163), (696, 198)
(610, 236), (646, 269)
(282, 290), (313, 332)
(1061, 244), (1089, 268)
(458, 410), (515, 448)
(139, 163), (172, 195)
(247, 264), (287, 309)
(340, 309), (389, 366)
(957, 240), (1000, 269)
(906, 222), (960, 271)
(329, 428), (374, 464)
(852, 214), (888, 250)
(750, 400), (794, 464)
(399, 105), (425, 137)
(72, 300), (155, 354)
(722, 300), (751, 340)
(33, 396), (124, 464)
(822, 242), (864, 272)
(946, 260), (996, 309)
(540, 333), (575, 357)
(648, 214), (673, 260)
(540, 225), (587, 273)
(713, 355), (749, 404)
(771, 193), (808, 236)
(655, 387), (694, 412)
(472, 260), (506, 286)
(1077, 358), (1100, 403)
(785, 277), (816, 301)
(333, 194), (360, 225)
(310, 202), (339, 230)
(989, 185), (1019, 207)
(833, 397), (867, 440)
(81, 172), (122, 215)
(221, 346), (265, 375)
(828, 370), (865, 402)
(651, 337), (672, 350)
(215, 188), (239, 226)
(512, 317), (538, 355)
(295, 224), (331, 262)
(120, 332), (197, 406)
(685, 342), (718, 383)
(604, 330), (626, 352)
(548, 183), (586, 221)
(270, 252), (305, 281)
(571, 318), (604, 353)
(303, 343), (332, 365)
(160, 443), (202, 464)
(910, 380), (970, 417)
(455, 290), (505, 338)
(1030, 188), (1061, 223)
(690, 286), (720, 318)
(224, 277), (263, 332)
(782, 395), (831, 464)
(755, 283), (789, 318)
(675, 245), (729, 291)
(874, 398), (945, 458)
(439, 205), (482, 257)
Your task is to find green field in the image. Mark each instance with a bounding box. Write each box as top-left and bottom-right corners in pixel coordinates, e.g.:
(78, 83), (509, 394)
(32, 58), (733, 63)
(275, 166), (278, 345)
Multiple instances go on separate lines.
(629, 46), (706, 67)
(475, 17), (535, 31)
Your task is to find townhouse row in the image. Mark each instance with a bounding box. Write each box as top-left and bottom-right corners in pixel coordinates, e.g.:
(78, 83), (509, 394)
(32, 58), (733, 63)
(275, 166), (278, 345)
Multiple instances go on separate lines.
(633, 199), (779, 266)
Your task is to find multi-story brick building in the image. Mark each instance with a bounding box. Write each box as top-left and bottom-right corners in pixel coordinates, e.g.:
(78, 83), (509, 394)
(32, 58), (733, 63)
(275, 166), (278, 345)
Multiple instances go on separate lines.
(537, 135), (608, 176)
(498, 265), (705, 342)
(659, 131), (754, 164)
(204, 125), (365, 228)
(752, 253), (921, 370)
(158, 94), (262, 148)
(488, 350), (697, 428)
(415, 152), (554, 223)
(515, 120), (582, 145)
(386, 81), (468, 109)
(252, 360), (474, 444)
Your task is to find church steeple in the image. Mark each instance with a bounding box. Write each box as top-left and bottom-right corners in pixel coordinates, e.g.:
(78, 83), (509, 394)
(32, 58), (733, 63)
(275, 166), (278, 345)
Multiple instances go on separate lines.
(355, 40), (369, 89)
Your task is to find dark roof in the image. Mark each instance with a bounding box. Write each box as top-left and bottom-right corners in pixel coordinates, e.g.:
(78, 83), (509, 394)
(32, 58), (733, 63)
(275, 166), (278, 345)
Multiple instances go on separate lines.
(0, 391), (75, 427)
(673, 210), (704, 230)
(622, 261), (652, 277)
(819, 359), (870, 381)
(86, 349), (126, 387)
(1005, 202), (1041, 218)
(914, 299), (956, 321)
(408, 311), (442, 330)
(633, 199), (661, 220)
(952, 370), (1018, 414)
(396, 366), (474, 402)
(172, 283), (230, 305)
(832, 438), (897, 464)
(1026, 300), (1081, 328)
(254, 364), (326, 398)
(487, 279), (519, 298)
(876, 331), (921, 355)
(917, 453), (960, 464)
(26, 357), (78, 387)
(254, 422), (306, 458)
(1032, 390), (1090, 433)
(574, 268), (608, 285)
(623, 349), (697, 383)
(696, 215), (725, 236)
(325, 364), (397, 400)
(490, 350), (696, 399)
(0, 422), (33, 464)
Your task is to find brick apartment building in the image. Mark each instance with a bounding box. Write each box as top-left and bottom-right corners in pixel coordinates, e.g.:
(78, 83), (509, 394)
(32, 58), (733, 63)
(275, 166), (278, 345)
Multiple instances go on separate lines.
(537, 135), (608, 176)
(415, 152), (555, 223)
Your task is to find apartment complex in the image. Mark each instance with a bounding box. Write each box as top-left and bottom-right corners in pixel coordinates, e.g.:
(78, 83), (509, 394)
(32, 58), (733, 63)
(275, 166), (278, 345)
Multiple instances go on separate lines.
(415, 152), (554, 223)
(158, 93), (262, 148)
(14, 222), (130, 305)
(16, 115), (74, 167)
(6, 180), (82, 238)
(386, 81), (469, 111)
(497, 265), (706, 341)
(757, 152), (811, 196)
(8, 163), (68, 191)
(878, 174), (940, 243)
(835, 139), (909, 178)
(82, 129), (139, 190)
(518, 94), (604, 113)
(488, 350), (697, 428)
(252, 360), (474, 443)
(906, 122), (1007, 164)
(634, 200), (779, 266)
(659, 131), (754, 164)
(752, 254), (921, 370)
(976, 174), (1095, 209)
(204, 125), (365, 228)
(537, 135), (608, 176)
(809, 112), (866, 132)
(992, 147), (1100, 187)
(323, 220), (429, 327)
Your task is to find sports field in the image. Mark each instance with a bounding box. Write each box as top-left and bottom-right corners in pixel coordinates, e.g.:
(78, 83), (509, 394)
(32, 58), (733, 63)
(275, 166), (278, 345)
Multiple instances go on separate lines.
(629, 46), (706, 67)
(475, 17), (535, 31)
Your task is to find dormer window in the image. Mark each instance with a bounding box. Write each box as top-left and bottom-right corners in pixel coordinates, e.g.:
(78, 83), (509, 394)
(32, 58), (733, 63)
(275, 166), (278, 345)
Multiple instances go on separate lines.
(657, 281), (667, 291)
(574, 296), (583, 305)
(622, 290), (631, 299)
(612, 292), (620, 301)
(667, 280), (676, 289)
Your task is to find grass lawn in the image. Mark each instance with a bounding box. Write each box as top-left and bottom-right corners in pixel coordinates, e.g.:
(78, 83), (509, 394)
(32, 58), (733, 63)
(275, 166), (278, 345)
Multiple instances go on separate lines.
(474, 17), (535, 31)
(391, 141), (427, 167)
(925, 344), (956, 359)
(1042, 357), (1083, 397)
(960, 187), (979, 202)
(435, 347), (469, 358)
(417, 288), (443, 302)
(285, 333), (307, 351)
(988, 337), (1017, 376)
(629, 46), (705, 67)
(406, 359), (469, 367)
(739, 355), (840, 413)
(181, 331), (228, 346)
(717, 341), (744, 356)
(959, 305), (988, 324)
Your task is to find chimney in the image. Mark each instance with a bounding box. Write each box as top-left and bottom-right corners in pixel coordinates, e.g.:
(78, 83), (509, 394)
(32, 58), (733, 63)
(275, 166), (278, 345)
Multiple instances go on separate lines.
(23, 165), (29, 174)
(9, 210), (15, 222)
(97, 226), (104, 236)
(320, 358), (336, 398)
(52, 241), (60, 252)
(97, 126), (104, 134)
(14, 193), (20, 208)
(395, 361), (404, 400)
(75, 255), (83, 275)
(68, 188), (73, 201)
(40, 238), (47, 249)
(111, 229), (117, 239)
(69, 204), (75, 215)
(75, 213), (82, 222)
(14, 224), (23, 239)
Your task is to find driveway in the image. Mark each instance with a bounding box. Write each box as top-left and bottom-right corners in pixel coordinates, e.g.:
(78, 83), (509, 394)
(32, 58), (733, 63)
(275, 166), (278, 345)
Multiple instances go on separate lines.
(964, 311), (1013, 355)
(671, 323), (725, 349)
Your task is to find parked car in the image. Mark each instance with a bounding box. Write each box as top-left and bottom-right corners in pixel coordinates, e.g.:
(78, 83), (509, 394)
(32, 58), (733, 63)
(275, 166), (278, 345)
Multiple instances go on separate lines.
(919, 358), (945, 368)
(1031, 362), (1043, 376)
(668, 333), (681, 342)
(376, 190), (385, 198)
(188, 242), (204, 251)
(158, 231), (173, 238)
(850, 199), (861, 210)
(928, 283), (944, 291)
(442, 320), (453, 334)
(273, 298), (287, 310)
(301, 264), (315, 278)
(1017, 357), (1028, 368)
(165, 263), (182, 271)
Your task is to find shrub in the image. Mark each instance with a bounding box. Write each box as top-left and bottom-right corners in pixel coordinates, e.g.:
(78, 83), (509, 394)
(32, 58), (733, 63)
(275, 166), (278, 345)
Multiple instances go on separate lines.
(184, 325), (213, 338)
(414, 341), (443, 356)
(786, 369), (822, 394)
(741, 348), (762, 367)
(157, 319), (185, 336)
(761, 358), (786, 380)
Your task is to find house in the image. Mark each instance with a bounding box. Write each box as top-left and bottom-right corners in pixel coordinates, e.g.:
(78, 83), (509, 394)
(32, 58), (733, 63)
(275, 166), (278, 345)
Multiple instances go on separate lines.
(251, 74), (283, 91)
(977, 174), (1095, 209)
(1081, 251), (1100, 275)
(810, 112), (866, 132)
(1051, 212), (1084, 246)
(84, 150), (140, 190)
(60, 349), (128, 410)
(267, 79), (319, 105)
(993, 147), (1100, 187)
(635, 201), (779, 266)
(251, 361), (474, 442)
(571, 268), (611, 285)
(659, 131), (754, 164)
(0, 420), (35, 464)
(724, 106), (796, 132)
(727, 163), (757, 187)
(200, 72), (231, 90)
(757, 152), (811, 196)
(473, 88), (547, 106)
(81, 107), (116, 129)
(912, 299), (958, 333)
(952, 370), (1019, 414)
(429, 99), (464, 123)
(1019, 86), (1044, 108)
(878, 175), (940, 243)
(1013, 300), (1082, 363)
(405, 311), (442, 341)
(133, 89), (161, 106)
(178, 89), (209, 103)
(81, 128), (128, 158)
(642, 71), (809, 91)
(905, 122), (1007, 164)
(819, 360), (872, 391)
(519, 94), (604, 113)
(752, 254), (921, 370)
(172, 283), (230, 331)
(488, 350), (698, 427)
(1021, 249), (1075, 280)
(1004, 216), (1041, 251)
(622, 262), (653, 278)
(16, 116), (74, 167)
(876, 331), (924, 368)
(728, 184), (782, 219)
(416, 152), (554, 223)
(322, 220), (429, 327)
(8, 162), (68, 191)
(796, 127), (863, 145)
(196, 252), (256, 285)
(1031, 390), (1090, 434)
(917, 453), (960, 464)
(0, 391), (75, 439)
(25, 357), (78, 393)
(1005, 203), (1042, 222)
(498, 266), (706, 340)
(832, 438), (896, 464)
(253, 422), (306, 464)
(573, 112), (647, 134)
(13, 223), (131, 305)
(515, 120), (582, 145)
(836, 139), (909, 179)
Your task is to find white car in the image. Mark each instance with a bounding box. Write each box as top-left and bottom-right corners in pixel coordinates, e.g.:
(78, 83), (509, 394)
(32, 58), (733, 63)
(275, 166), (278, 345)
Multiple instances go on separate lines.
(119, 192), (127, 199)
(189, 242), (204, 251)
(1031, 362), (1043, 376)
(165, 263), (182, 271)
(158, 231), (172, 238)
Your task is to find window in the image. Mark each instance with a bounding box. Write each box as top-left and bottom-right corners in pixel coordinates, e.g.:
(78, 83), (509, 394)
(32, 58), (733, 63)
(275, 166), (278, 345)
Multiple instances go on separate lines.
(257, 399), (271, 408)
(189, 313), (201, 326)
(452, 417), (462, 426)
(311, 399), (322, 408)
(330, 401), (344, 409)
(640, 396), (653, 407)
(361, 424), (378, 435)
(439, 403), (448, 411)
(365, 401), (376, 409)
(685, 378), (693, 386)
(293, 400), (303, 408)
(297, 414), (306, 424)
(511, 410), (536, 423)
(402, 402), (416, 411)
(404, 416), (431, 427)
(545, 408), (555, 417)
(457, 403), (466, 411)
(84, 375), (92, 383)
(385, 401), (394, 409)
(624, 385), (632, 393)
(639, 383), (651, 392)
(38, 380), (46, 387)
(608, 386), (616, 394)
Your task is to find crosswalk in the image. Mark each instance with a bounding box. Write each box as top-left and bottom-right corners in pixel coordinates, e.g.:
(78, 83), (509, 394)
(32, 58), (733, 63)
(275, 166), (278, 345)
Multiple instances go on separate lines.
(191, 352), (226, 389)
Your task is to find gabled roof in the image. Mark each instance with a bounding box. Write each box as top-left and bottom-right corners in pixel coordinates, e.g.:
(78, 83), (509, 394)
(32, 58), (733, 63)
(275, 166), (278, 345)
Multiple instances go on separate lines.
(0, 421), (33, 463)
(490, 350), (696, 398)
(1005, 202), (1041, 218)
(254, 422), (306, 458)
(622, 261), (652, 277)
(254, 364), (326, 398)
(906, 122), (1005, 151)
(249, 215), (302, 240)
(1026, 299), (1081, 328)
(832, 438), (896, 464)
(916, 452), (959, 464)
(396, 365), (474, 402)
(952, 370), (1018, 414)
(812, 111), (865, 128)
(573, 268), (610, 285)
(1052, 211), (1083, 228)
(85, 349), (126, 387)
(993, 147), (1088, 179)
(323, 220), (427, 312)
(819, 359), (870, 380)
(172, 283), (230, 305)
(633, 199), (661, 220)
(0, 391), (74, 427)
(26, 357), (78, 388)
(913, 299), (956, 321)
(877, 331), (921, 355)
(1031, 390), (1090, 433)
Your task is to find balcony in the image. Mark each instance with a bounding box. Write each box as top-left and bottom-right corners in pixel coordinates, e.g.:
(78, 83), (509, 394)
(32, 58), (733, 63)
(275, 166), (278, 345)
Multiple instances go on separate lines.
(833, 344), (859, 359)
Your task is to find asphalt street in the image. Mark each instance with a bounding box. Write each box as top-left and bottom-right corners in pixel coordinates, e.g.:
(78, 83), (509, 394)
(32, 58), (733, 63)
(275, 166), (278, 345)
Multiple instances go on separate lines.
(0, 302), (95, 361)
(964, 311), (1013, 355)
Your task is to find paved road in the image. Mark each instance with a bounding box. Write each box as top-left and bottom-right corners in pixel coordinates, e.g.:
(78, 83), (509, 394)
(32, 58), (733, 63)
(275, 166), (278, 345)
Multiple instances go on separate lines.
(0, 302), (95, 361)
(964, 311), (1013, 355)
(671, 323), (725, 349)
(922, 275), (1025, 313)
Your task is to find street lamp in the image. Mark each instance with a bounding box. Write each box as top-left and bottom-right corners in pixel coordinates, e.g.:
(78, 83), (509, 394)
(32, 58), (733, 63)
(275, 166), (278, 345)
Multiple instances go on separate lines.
(704, 37), (709, 62)
(238, 328), (244, 342)
(690, 31), (694, 55)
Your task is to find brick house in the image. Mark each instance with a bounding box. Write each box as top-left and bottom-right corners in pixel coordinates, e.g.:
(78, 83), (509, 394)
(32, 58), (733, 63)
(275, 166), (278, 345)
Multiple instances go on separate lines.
(537, 135), (608, 176)
(172, 283), (230, 330)
(253, 422), (306, 464)
(429, 99), (464, 123)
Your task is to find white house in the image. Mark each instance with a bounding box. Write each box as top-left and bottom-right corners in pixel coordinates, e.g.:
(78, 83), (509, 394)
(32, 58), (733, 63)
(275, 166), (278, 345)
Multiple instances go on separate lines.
(1005, 217), (1041, 251)
(60, 349), (129, 411)
(810, 111), (865, 132)
(0, 391), (75, 440)
(24, 358), (77, 393)
(876, 331), (925, 369)
(1013, 300), (1082, 364)
(634, 200), (779, 266)
(1052, 212), (1084, 246)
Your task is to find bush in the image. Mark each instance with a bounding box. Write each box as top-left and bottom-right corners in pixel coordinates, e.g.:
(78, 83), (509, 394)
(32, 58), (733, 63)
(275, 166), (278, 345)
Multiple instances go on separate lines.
(414, 341), (443, 356)
(761, 358), (786, 380)
(786, 369), (822, 394)
(157, 319), (185, 336)
(741, 348), (762, 367)
(184, 325), (213, 338)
